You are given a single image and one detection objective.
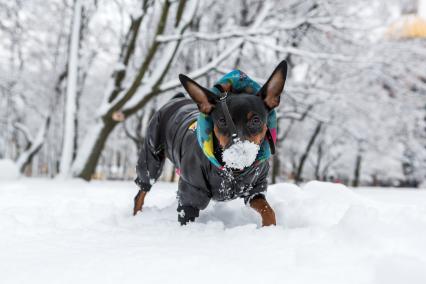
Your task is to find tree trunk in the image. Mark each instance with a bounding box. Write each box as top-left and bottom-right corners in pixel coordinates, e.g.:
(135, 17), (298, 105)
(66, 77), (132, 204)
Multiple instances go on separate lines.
(72, 117), (117, 180)
(60, 0), (82, 176)
(271, 151), (280, 184)
(169, 166), (176, 182)
(314, 142), (323, 180)
(352, 152), (362, 187)
(295, 122), (322, 184)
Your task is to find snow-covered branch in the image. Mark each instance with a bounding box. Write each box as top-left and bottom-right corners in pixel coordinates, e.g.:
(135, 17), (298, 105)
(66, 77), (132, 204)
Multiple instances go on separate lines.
(156, 19), (305, 43)
(155, 15), (358, 43)
(99, 0), (199, 117)
(122, 0), (274, 113)
(245, 37), (354, 62)
(126, 39), (246, 105)
(15, 116), (51, 173)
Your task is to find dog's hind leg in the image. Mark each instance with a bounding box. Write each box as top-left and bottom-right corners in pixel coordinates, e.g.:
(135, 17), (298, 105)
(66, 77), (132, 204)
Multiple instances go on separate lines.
(133, 111), (166, 215)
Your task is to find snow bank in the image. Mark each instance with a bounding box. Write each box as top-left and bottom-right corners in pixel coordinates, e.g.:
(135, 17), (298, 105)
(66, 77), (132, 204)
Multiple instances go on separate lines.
(1, 179), (426, 284)
(0, 159), (20, 180)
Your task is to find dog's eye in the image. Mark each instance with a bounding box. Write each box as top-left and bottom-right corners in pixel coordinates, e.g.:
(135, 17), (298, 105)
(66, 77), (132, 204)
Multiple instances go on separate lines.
(218, 117), (227, 128)
(249, 115), (262, 128)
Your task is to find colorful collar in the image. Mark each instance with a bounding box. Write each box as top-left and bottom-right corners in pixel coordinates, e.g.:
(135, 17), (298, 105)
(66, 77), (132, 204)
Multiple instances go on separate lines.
(194, 70), (277, 170)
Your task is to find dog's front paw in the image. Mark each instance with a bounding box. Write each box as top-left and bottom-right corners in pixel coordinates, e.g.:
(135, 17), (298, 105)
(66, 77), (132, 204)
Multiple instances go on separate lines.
(177, 205), (199, 225)
(249, 197), (276, 227)
(261, 209), (276, 227)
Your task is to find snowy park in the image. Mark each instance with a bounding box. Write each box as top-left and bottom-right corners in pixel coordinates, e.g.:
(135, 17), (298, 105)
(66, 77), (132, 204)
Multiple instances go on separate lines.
(1, 0), (426, 283)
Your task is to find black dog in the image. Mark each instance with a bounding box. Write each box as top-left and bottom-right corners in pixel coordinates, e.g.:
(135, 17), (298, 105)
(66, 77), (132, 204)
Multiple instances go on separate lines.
(133, 61), (287, 226)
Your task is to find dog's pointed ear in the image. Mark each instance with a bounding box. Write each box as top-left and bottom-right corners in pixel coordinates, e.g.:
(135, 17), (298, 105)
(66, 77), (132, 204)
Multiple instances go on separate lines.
(257, 60), (287, 110)
(179, 74), (217, 114)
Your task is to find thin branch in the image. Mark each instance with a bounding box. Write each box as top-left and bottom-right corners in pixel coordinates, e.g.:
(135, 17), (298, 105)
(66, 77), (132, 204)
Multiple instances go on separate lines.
(13, 122), (34, 144)
(246, 37), (354, 62)
(155, 16), (342, 43)
(15, 116), (51, 173)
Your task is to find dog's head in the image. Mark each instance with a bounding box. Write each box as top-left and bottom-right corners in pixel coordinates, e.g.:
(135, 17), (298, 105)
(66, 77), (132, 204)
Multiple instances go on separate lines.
(179, 61), (287, 149)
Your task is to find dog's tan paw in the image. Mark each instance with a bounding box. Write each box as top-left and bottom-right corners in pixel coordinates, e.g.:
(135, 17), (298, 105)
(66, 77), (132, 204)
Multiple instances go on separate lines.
(250, 197), (276, 227)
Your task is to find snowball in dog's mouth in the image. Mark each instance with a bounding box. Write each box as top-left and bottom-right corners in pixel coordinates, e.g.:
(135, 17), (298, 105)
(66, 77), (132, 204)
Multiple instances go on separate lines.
(222, 140), (260, 170)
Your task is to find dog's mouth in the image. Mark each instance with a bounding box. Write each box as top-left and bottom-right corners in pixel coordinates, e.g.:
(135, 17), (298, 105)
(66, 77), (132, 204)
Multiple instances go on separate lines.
(222, 139), (260, 170)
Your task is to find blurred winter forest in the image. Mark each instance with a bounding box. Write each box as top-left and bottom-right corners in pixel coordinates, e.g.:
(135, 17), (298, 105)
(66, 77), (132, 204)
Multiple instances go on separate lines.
(1, 0), (425, 187)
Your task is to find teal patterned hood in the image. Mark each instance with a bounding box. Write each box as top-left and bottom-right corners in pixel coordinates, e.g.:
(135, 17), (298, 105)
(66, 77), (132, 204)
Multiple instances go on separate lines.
(194, 70), (277, 170)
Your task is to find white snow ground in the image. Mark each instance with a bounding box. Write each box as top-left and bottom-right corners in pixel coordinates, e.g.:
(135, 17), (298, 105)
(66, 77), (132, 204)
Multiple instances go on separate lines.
(1, 179), (426, 284)
(0, 159), (19, 180)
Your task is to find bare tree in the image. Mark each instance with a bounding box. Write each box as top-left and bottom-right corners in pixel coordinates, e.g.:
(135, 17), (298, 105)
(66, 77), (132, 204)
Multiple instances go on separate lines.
(71, 0), (274, 180)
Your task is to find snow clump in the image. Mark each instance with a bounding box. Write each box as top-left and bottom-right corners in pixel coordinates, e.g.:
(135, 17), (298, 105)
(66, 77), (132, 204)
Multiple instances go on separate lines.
(222, 140), (259, 170)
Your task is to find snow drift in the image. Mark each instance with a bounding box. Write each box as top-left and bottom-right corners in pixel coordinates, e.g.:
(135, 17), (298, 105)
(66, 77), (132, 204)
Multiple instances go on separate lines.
(0, 159), (20, 180)
(1, 179), (426, 284)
